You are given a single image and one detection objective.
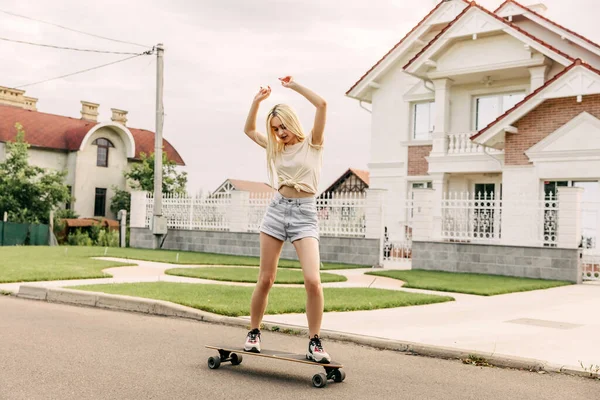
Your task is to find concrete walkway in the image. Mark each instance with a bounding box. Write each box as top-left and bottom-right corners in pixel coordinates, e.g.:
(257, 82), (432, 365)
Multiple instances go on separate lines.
(2, 258), (599, 371)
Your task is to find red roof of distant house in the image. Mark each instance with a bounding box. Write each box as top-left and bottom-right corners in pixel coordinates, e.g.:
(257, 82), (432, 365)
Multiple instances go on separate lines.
(495, 0), (600, 52)
(228, 179), (274, 193)
(0, 104), (184, 165)
(345, 0), (472, 96)
(349, 168), (370, 186)
(404, 2), (575, 70)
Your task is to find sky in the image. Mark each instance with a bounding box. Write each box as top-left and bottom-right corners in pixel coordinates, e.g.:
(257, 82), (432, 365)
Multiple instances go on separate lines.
(2, 0), (599, 195)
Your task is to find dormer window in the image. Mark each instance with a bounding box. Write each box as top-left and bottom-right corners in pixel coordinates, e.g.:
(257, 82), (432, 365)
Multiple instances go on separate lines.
(93, 138), (114, 167)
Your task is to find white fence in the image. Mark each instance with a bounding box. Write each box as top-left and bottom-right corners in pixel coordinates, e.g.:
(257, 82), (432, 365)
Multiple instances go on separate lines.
(441, 191), (559, 247)
(382, 199), (414, 266)
(143, 191), (370, 238)
(581, 201), (600, 281)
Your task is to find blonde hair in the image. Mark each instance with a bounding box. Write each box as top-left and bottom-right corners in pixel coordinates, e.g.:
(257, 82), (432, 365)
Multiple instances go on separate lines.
(265, 104), (305, 188)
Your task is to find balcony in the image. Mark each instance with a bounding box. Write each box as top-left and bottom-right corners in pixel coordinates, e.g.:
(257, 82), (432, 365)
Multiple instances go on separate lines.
(446, 132), (504, 155)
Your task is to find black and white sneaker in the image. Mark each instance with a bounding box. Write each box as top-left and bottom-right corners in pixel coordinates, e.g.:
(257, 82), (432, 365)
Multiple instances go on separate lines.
(244, 328), (261, 353)
(306, 335), (331, 364)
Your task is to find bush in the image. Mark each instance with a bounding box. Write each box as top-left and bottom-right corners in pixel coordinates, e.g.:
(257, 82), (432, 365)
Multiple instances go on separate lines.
(67, 229), (93, 246)
(96, 229), (119, 247)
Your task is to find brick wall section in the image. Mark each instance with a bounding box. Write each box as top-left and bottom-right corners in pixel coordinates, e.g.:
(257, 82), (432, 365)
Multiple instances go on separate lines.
(407, 145), (432, 175)
(130, 228), (380, 266)
(507, 94), (600, 165)
(412, 241), (582, 283)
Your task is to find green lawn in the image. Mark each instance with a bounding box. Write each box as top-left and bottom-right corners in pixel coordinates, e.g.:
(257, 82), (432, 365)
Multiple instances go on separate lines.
(366, 270), (572, 296)
(72, 282), (454, 317)
(0, 246), (135, 283)
(0, 246), (366, 283)
(165, 267), (347, 284)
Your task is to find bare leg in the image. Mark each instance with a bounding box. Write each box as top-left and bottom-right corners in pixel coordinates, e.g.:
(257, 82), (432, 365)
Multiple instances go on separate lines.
(293, 237), (323, 337)
(250, 232), (284, 329)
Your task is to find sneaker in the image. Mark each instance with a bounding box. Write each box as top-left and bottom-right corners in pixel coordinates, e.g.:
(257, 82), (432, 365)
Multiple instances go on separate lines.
(306, 335), (331, 364)
(244, 328), (261, 353)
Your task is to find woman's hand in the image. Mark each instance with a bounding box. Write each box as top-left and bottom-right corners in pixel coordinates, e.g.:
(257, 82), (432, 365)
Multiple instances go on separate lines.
(278, 76), (297, 89)
(253, 86), (271, 103)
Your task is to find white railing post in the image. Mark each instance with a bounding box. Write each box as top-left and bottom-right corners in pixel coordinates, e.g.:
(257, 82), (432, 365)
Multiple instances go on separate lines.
(411, 188), (434, 241)
(188, 196), (194, 230)
(130, 190), (148, 228)
(557, 187), (584, 249)
(228, 191), (250, 233)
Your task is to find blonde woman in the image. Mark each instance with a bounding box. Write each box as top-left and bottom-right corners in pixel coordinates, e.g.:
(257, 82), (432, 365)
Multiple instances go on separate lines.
(242, 76), (330, 363)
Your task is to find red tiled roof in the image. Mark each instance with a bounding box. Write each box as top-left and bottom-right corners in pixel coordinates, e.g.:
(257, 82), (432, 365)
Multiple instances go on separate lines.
(345, 0), (472, 96)
(471, 59), (600, 140)
(349, 168), (370, 186)
(495, 0), (600, 52)
(0, 104), (184, 165)
(404, 2), (576, 70)
(228, 179), (274, 193)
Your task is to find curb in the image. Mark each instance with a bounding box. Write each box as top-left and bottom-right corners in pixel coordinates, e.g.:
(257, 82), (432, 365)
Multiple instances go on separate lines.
(15, 284), (599, 380)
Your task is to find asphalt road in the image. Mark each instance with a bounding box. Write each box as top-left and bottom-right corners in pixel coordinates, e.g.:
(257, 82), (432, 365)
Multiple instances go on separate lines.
(1, 296), (597, 399)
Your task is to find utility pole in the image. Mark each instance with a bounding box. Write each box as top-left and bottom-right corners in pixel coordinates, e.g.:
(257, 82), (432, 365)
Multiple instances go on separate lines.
(152, 43), (167, 248)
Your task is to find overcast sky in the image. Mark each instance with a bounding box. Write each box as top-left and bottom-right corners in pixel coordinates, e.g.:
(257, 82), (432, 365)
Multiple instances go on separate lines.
(2, 0), (599, 194)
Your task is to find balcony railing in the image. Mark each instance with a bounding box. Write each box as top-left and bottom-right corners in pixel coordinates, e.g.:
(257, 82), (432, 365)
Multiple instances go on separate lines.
(447, 132), (503, 155)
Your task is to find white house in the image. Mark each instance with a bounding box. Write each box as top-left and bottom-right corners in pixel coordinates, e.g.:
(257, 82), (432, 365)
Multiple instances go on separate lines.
(346, 0), (600, 253)
(0, 86), (185, 220)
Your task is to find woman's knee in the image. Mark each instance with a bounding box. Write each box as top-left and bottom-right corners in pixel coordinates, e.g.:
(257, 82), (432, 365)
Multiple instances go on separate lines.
(257, 274), (276, 290)
(304, 277), (322, 295)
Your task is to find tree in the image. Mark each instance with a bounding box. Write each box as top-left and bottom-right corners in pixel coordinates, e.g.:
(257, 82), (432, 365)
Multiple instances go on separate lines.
(110, 187), (131, 221)
(0, 123), (70, 224)
(124, 151), (187, 195)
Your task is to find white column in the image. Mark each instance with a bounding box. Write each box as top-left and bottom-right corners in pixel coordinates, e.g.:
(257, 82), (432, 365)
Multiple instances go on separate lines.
(411, 188), (435, 241)
(557, 187), (584, 249)
(430, 78), (453, 157)
(529, 65), (549, 91)
(228, 191), (250, 233)
(430, 173), (446, 241)
(500, 167), (539, 246)
(129, 190), (148, 228)
(365, 189), (386, 240)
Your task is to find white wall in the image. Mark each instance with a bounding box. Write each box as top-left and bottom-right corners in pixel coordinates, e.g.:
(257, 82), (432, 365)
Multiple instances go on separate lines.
(73, 126), (129, 219)
(0, 142), (5, 162)
(436, 35), (532, 71)
(27, 148), (68, 172)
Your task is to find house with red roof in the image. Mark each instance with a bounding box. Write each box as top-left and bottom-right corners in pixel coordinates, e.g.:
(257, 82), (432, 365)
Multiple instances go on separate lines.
(319, 168), (370, 197)
(0, 86), (184, 220)
(346, 0), (600, 250)
(210, 178), (274, 198)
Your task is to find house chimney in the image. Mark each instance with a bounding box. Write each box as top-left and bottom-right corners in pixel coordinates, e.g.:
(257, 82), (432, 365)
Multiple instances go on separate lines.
(0, 86), (26, 108)
(81, 101), (99, 122)
(23, 96), (38, 111)
(110, 108), (128, 126)
(527, 3), (548, 15)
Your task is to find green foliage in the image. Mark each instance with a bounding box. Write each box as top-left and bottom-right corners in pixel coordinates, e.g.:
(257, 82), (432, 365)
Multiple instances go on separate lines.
(67, 229), (93, 246)
(109, 188), (131, 221)
(0, 123), (71, 224)
(125, 151), (187, 195)
(97, 229), (119, 247)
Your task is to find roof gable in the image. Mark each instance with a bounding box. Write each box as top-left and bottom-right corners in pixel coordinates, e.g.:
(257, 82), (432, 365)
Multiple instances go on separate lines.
(345, 0), (470, 101)
(471, 60), (600, 147)
(495, 0), (600, 57)
(404, 4), (573, 74)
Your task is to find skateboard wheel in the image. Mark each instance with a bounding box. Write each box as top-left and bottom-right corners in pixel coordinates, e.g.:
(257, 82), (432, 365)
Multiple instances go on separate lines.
(333, 369), (346, 382)
(312, 373), (328, 388)
(231, 353), (243, 365)
(208, 356), (221, 369)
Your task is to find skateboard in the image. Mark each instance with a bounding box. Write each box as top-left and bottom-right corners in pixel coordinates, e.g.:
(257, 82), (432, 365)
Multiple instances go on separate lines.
(205, 345), (345, 388)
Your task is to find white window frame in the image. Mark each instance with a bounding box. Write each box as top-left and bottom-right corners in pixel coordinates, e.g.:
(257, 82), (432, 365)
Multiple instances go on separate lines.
(472, 91), (527, 131)
(411, 101), (436, 141)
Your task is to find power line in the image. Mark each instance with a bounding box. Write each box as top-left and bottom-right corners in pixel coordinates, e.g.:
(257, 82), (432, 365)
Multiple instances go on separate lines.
(0, 8), (152, 49)
(0, 36), (145, 55)
(15, 53), (151, 89)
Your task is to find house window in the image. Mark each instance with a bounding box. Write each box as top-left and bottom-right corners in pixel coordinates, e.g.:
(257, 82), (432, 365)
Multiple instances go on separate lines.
(475, 92), (526, 130)
(413, 101), (436, 140)
(66, 185), (72, 210)
(93, 138), (114, 167)
(94, 188), (107, 217)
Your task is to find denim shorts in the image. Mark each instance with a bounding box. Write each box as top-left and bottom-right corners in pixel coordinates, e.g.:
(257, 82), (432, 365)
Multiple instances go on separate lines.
(259, 192), (320, 242)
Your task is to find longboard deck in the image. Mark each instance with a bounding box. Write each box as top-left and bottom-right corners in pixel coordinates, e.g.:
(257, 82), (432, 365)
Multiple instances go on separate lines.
(205, 345), (343, 368)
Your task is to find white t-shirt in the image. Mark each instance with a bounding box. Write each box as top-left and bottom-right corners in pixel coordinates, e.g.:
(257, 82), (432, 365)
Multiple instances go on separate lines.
(274, 134), (323, 194)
